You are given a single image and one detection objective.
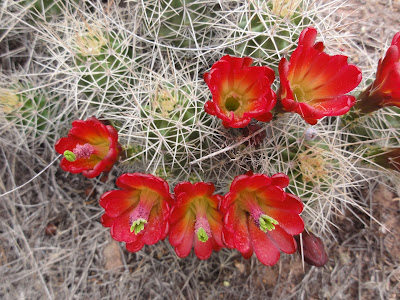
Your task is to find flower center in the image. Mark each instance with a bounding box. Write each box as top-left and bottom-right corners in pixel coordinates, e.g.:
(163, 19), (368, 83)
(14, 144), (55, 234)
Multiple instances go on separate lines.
(194, 216), (212, 242)
(292, 85), (306, 102)
(225, 93), (241, 112)
(63, 143), (95, 162)
(249, 204), (279, 232)
(258, 215), (279, 232)
(128, 189), (159, 235)
(129, 202), (151, 235)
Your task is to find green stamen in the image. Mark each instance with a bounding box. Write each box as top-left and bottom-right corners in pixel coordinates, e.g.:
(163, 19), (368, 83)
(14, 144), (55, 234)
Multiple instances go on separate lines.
(130, 218), (147, 235)
(259, 215), (279, 232)
(197, 227), (209, 242)
(63, 150), (76, 162)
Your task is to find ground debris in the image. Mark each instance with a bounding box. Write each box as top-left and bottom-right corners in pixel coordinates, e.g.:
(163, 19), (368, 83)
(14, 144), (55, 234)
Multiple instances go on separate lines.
(103, 240), (123, 271)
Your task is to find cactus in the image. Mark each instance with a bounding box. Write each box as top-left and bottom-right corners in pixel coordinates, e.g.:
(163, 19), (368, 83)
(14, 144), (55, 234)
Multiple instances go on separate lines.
(72, 24), (135, 104)
(116, 79), (215, 180)
(344, 107), (400, 146)
(23, 0), (78, 21)
(142, 0), (220, 48)
(229, 0), (313, 67)
(0, 86), (53, 137)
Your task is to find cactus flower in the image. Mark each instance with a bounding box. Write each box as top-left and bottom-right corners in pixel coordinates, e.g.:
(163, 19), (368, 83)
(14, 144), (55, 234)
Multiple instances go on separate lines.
(295, 231), (328, 267)
(204, 55), (276, 128)
(55, 117), (121, 178)
(220, 171), (304, 266)
(100, 173), (174, 252)
(356, 32), (400, 114)
(169, 182), (224, 260)
(278, 27), (362, 125)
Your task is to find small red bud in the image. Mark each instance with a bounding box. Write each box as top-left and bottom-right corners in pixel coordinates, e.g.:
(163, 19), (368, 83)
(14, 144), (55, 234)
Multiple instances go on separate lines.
(45, 223), (57, 236)
(242, 124), (266, 146)
(295, 231), (328, 267)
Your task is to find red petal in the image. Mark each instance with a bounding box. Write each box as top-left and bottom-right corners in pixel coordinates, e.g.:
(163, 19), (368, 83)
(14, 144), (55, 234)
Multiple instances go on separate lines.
(307, 95), (356, 117)
(392, 32), (400, 46)
(254, 111), (273, 122)
(270, 173), (290, 188)
(101, 213), (114, 227)
(249, 220), (280, 266)
(69, 118), (108, 145)
(241, 247), (253, 259)
(204, 101), (217, 115)
(298, 27), (317, 48)
(268, 225), (297, 254)
(245, 174), (272, 191)
(259, 187), (304, 214)
(375, 46), (400, 85)
(60, 156), (100, 174)
(173, 181), (193, 195)
(222, 204), (237, 232)
(174, 223), (195, 258)
(208, 211), (223, 247)
(301, 54), (348, 89)
(100, 190), (138, 217)
(169, 214), (193, 246)
(233, 215), (252, 254)
(221, 227), (235, 249)
(169, 193), (193, 224)
(259, 185), (286, 203)
(309, 65), (361, 99)
(116, 173), (172, 204)
(264, 208), (305, 235)
(126, 239), (145, 253)
(142, 203), (169, 245)
(194, 237), (213, 260)
(55, 137), (81, 154)
(110, 211), (139, 243)
(191, 182), (215, 196)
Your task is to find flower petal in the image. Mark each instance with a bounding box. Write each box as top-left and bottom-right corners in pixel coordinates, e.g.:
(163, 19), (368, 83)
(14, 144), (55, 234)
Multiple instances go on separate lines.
(126, 239), (145, 253)
(194, 237), (213, 260)
(249, 220), (280, 266)
(264, 208), (305, 235)
(174, 223), (195, 258)
(268, 225), (297, 254)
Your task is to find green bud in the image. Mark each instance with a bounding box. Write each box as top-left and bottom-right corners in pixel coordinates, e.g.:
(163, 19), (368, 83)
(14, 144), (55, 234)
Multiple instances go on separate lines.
(63, 150), (76, 162)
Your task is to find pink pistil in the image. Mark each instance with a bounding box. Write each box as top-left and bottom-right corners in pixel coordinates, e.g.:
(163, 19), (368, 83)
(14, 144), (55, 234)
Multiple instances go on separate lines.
(73, 143), (95, 159)
(129, 202), (151, 226)
(194, 216), (212, 237)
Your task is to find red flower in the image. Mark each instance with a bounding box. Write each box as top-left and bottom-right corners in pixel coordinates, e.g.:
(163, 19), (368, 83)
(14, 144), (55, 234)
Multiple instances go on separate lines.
(203, 55), (276, 128)
(220, 171), (304, 266)
(169, 182), (224, 260)
(356, 32), (400, 113)
(278, 27), (362, 125)
(55, 117), (121, 178)
(100, 173), (174, 252)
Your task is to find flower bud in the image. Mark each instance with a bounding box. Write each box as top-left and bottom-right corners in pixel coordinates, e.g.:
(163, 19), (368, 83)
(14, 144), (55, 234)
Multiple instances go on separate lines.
(296, 231), (328, 267)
